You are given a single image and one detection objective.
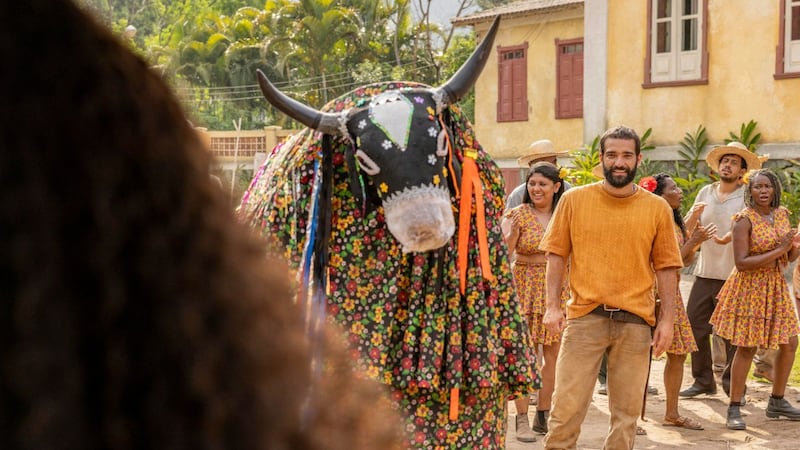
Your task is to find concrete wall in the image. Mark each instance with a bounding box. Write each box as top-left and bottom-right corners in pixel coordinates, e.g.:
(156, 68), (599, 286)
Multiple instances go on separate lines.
(607, 0), (800, 148)
(472, 6), (585, 165)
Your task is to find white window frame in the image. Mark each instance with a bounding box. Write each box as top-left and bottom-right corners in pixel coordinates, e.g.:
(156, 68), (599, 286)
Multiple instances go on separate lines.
(784, 0), (800, 72)
(650, 0), (703, 83)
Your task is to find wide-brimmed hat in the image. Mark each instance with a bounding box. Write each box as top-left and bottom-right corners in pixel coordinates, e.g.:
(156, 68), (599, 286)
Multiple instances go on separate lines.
(705, 141), (763, 173)
(517, 139), (570, 167)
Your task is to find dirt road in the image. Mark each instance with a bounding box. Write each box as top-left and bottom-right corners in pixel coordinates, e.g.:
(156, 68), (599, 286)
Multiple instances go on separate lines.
(505, 273), (800, 449)
(506, 358), (800, 449)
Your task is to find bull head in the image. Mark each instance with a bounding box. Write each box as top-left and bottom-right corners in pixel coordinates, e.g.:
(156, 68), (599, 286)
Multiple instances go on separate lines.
(256, 17), (500, 253)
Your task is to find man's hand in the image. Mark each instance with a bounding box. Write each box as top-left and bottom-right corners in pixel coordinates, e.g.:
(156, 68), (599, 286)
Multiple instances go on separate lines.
(651, 321), (674, 357)
(543, 305), (566, 335)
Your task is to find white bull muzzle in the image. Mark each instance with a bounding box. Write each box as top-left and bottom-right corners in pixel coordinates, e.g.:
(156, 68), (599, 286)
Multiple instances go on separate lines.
(382, 184), (455, 253)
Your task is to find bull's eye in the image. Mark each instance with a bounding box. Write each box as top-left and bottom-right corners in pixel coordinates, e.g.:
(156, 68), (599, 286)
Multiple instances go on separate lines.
(436, 130), (448, 156)
(355, 149), (380, 175)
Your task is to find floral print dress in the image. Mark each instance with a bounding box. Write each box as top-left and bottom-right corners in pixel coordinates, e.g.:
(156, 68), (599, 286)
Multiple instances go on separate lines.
(508, 204), (568, 345)
(239, 82), (538, 448)
(710, 207), (800, 348)
(667, 224), (698, 355)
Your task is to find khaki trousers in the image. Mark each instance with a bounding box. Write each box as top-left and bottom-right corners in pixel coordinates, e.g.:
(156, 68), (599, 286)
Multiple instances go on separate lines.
(544, 314), (652, 450)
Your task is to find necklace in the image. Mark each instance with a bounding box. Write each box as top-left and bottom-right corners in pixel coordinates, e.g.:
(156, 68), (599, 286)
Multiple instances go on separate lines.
(759, 209), (774, 225)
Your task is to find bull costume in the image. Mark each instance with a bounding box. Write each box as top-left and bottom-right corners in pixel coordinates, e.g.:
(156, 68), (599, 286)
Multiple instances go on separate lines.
(239, 18), (538, 448)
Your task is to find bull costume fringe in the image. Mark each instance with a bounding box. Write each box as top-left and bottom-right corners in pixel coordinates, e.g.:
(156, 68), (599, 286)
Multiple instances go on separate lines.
(239, 19), (537, 449)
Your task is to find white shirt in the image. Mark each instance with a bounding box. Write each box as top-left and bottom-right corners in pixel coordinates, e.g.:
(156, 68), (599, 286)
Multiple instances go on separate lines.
(691, 182), (745, 280)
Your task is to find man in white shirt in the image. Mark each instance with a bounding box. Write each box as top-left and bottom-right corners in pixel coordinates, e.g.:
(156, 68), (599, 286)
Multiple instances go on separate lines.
(680, 142), (763, 398)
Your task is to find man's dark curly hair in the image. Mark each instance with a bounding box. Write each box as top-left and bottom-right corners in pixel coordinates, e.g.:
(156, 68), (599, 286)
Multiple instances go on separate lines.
(0, 1), (401, 449)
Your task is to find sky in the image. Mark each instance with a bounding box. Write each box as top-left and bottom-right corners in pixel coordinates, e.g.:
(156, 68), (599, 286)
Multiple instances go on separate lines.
(420, 0), (480, 30)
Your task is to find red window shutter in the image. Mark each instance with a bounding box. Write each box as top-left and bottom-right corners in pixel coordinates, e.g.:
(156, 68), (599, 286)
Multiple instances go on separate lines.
(511, 58), (528, 120)
(498, 58), (512, 121)
(497, 44), (528, 122)
(556, 39), (584, 119)
(573, 50), (583, 116)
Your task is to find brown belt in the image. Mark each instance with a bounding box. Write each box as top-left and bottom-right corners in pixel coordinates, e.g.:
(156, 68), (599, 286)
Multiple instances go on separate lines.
(590, 305), (648, 326)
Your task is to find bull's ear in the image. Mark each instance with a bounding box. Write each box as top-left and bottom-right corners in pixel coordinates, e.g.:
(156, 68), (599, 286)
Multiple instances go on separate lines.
(256, 69), (345, 135)
(433, 15), (500, 110)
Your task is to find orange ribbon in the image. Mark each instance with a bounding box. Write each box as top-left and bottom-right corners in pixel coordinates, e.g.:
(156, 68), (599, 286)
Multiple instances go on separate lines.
(457, 153), (495, 295)
(448, 387), (460, 421)
(452, 152), (495, 420)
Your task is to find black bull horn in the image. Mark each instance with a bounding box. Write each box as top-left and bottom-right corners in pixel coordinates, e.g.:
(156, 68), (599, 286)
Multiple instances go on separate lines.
(255, 16), (501, 133)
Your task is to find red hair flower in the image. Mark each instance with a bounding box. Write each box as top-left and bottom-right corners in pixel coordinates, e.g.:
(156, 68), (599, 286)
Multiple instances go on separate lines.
(638, 176), (657, 193)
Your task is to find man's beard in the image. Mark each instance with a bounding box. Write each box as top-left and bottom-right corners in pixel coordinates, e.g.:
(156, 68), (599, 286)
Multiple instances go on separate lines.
(719, 174), (739, 183)
(603, 162), (638, 188)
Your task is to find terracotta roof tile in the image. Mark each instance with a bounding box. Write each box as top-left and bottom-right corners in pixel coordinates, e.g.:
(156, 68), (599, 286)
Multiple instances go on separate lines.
(451, 0), (583, 26)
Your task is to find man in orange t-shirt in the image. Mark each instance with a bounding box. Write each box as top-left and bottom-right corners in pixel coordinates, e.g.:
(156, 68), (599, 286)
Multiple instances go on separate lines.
(540, 126), (682, 449)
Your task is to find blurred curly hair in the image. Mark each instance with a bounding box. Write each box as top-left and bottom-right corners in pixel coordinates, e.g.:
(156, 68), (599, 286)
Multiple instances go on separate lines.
(0, 1), (401, 449)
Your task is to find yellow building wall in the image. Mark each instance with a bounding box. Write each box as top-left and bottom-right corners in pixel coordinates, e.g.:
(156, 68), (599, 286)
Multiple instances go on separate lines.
(473, 10), (585, 162)
(607, 0), (800, 146)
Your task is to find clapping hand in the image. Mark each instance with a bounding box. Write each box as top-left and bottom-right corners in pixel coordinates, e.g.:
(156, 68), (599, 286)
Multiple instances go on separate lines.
(781, 229), (798, 251)
(691, 223), (717, 245)
(688, 202), (707, 221)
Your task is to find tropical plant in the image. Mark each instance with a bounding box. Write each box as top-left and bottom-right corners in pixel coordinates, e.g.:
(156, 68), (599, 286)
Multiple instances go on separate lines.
(677, 125), (709, 176)
(634, 128), (668, 179)
(773, 161), (800, 227)
(566, 135), (601, 186)
(725, 119), (761, 150)
(671, 125), (713, 209)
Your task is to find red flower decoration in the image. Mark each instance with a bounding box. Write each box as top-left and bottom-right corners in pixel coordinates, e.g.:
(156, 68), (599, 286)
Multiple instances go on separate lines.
(638, 176), (657, 193)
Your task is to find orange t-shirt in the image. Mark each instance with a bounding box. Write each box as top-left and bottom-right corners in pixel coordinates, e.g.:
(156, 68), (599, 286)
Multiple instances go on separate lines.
(540, 182), (682, 325)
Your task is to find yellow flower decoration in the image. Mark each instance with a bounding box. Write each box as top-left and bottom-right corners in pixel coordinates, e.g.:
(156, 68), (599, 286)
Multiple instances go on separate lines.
(379, 182), (389, 193)
(558, 167), (569, 180)
(742, 169), (756, 185)
(426, 106), (435, 116)
(442, 167), (448, 177)
(433, 174), (440, 185)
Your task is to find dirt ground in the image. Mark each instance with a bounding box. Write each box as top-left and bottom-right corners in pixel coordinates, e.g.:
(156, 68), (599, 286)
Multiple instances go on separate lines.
(505, 359), (800, 449)
(505, 273), (800, 449)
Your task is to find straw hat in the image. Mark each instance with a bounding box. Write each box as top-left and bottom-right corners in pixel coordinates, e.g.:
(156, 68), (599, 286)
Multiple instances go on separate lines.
(705, 141), (763, 173)
(517, 139), (570, 167)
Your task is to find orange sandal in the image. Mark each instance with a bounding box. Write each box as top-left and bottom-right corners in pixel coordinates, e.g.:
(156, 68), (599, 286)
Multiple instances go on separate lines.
(662, 415), (704, 430)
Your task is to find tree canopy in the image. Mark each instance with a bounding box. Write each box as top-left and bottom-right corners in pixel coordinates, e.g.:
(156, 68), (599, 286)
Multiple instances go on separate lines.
(78, 0), (481, 129)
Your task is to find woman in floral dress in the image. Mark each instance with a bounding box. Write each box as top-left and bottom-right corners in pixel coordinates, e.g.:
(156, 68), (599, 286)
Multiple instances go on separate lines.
(501, 161), (567, 442)
(710, 169), (800, 430)
(639, 174), (715, 430)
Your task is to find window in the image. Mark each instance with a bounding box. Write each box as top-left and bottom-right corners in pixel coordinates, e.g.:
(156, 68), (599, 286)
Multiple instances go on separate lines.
(497, 43), (528, 122)
(555, 38), (584, 119)
(645, 0), (708, 87)
(776, 0), (800, 78)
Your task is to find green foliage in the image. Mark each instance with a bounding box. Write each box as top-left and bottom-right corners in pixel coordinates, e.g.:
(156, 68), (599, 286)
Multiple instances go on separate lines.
(439, 32), (478, 121)
(725, 119), (761, 150)
(674, 125), (712, 209)
(476, 0), (514, 9)
(565, 136), (601, 186)
(678, 125), (709, 176)
(635, 128), (667, 179)
(772, 161), (800, 227)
